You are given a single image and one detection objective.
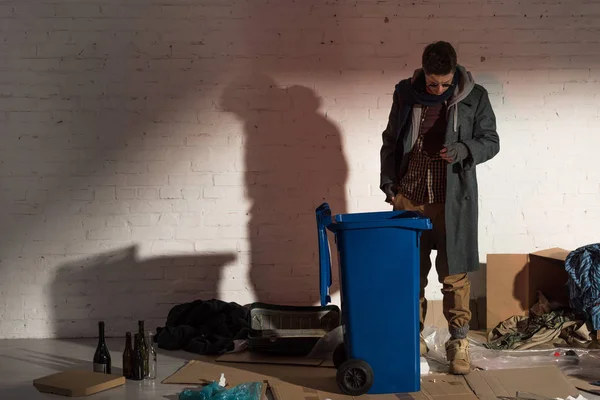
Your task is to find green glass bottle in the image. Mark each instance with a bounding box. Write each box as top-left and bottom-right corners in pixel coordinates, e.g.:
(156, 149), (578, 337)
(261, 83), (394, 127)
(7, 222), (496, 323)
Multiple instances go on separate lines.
(138, 320), (149, 378)
(122, 332), (133, 379)
(93, 321), (111, 374)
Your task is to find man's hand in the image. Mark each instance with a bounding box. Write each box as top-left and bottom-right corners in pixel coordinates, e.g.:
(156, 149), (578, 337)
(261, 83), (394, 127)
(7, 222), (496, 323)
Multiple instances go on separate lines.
(383, 183), (398, 205)
(440, 143), (468, 163)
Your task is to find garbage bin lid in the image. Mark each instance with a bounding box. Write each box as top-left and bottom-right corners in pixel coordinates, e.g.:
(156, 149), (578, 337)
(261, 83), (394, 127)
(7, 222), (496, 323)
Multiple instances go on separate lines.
(327, 210), (432, 232)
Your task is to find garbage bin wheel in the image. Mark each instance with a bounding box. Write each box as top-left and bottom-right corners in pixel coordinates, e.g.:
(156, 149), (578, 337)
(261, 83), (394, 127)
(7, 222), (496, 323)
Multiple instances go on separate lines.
(333, 343), (347, 369)
(336, 359), (373, 396)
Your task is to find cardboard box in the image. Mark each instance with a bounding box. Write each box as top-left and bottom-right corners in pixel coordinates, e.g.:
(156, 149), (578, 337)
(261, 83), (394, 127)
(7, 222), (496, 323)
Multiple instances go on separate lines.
(486, 247), (571, 330)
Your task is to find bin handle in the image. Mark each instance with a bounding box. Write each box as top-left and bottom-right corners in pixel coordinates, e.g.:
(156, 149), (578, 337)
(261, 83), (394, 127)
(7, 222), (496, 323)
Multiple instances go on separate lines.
(315, 202), (333, 306)
(389, 210), (424, 220)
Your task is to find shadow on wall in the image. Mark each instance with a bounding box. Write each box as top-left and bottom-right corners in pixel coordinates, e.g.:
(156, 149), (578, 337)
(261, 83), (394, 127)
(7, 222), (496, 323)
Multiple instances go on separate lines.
(0, 9), (234, 340)
(513, 264), (529, 313)
(49, 246), (236, 338)
(221, 73), (348, 305)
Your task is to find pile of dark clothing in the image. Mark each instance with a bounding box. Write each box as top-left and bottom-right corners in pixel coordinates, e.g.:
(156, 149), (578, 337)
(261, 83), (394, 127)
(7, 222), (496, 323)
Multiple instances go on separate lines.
(155, 299), (249, 355)
(484, 292), (591, 350)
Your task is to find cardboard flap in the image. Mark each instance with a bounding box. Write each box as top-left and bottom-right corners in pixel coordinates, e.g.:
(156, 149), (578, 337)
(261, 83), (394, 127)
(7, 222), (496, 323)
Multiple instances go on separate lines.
(420, 376), (478, 400)
(569, 376), (600, 396)
(530, 248), (570, 262)
(463, 370), (509, 400)
(465, 366), (579, 400)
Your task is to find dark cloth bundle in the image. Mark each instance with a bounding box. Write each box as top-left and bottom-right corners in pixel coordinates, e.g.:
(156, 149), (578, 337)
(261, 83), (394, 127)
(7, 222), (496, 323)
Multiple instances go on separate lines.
(155, 299), (249, 355)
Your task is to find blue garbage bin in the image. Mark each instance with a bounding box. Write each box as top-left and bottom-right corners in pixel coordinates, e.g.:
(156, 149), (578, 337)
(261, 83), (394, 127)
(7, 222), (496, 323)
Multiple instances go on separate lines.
(316, 202), (432, 396)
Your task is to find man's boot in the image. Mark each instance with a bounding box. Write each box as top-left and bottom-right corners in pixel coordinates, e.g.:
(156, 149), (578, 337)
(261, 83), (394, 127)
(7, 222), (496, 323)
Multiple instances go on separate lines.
(446, 338), (471, 375)
(420, 335), (429, 355)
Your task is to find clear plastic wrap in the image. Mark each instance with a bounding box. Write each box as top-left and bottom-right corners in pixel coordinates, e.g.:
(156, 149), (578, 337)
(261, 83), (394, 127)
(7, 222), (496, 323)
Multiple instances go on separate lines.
(421, 326), (600, 377)
(306, 324), (600, 379)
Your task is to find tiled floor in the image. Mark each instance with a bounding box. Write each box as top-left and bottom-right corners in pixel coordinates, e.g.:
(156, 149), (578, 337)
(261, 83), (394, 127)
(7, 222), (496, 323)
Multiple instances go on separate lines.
(0, 338), (207, 400)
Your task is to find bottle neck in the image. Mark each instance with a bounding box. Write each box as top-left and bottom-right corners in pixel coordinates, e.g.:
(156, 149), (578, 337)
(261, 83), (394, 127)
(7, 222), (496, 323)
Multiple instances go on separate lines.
(98, 323), (105, 341)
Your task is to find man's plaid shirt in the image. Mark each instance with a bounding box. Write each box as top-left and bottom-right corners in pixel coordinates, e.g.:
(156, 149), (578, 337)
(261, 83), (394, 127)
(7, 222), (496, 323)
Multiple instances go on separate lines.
(397, 103), (448, 204)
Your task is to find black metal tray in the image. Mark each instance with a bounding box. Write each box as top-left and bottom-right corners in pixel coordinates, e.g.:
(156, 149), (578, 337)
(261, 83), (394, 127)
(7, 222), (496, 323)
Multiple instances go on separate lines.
(247, 302), (341, 356)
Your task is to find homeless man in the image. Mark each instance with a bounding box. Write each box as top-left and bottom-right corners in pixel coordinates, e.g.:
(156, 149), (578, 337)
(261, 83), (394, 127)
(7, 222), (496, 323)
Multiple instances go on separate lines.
(379, 41), (500, 375)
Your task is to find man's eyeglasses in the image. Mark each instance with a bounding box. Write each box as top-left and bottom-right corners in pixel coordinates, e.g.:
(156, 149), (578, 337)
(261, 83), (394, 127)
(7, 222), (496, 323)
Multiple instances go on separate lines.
(426, 82), (453, 88)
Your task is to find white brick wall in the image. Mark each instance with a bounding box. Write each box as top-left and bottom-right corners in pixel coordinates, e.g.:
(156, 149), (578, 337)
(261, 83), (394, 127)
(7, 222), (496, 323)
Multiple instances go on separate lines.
(0, 0), (599, 338)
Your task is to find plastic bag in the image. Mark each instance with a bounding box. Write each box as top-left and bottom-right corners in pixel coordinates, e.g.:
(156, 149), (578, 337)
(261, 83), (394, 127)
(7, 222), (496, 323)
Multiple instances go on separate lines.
(212, 382), (263, 400)
(179, 382), (224, 400)
(179, 381), (263, 400)
(306, 325), (343, 359)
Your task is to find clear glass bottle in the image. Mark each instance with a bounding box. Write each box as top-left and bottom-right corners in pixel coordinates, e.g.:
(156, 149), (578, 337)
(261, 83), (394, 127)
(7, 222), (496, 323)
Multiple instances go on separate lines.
(146, 331), (157, 380)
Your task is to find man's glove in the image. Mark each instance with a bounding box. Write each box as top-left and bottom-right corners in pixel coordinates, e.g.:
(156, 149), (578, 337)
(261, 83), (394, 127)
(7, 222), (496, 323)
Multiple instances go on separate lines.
(383, 183), (398, 204)
(440, 143), (469, 163)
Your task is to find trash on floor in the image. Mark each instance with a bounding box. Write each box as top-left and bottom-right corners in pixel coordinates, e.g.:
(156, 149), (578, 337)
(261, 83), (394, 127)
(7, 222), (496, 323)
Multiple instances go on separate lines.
(484, 291), (590, 351)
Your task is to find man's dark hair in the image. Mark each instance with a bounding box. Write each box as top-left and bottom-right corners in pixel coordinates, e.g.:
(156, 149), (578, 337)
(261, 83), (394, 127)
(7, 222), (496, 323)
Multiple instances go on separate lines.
(422, 41), (457, 76)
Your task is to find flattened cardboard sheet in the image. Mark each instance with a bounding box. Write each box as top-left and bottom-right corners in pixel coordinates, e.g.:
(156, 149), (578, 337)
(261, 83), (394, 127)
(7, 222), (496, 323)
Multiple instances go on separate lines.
(465, 366), (579, 400)
(270, 375), (476, 400)
(164, 359), (578, 400)
(163, 359), (479, 400)
(162, 359), (275, 386)
(33, 369), (125, 397)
